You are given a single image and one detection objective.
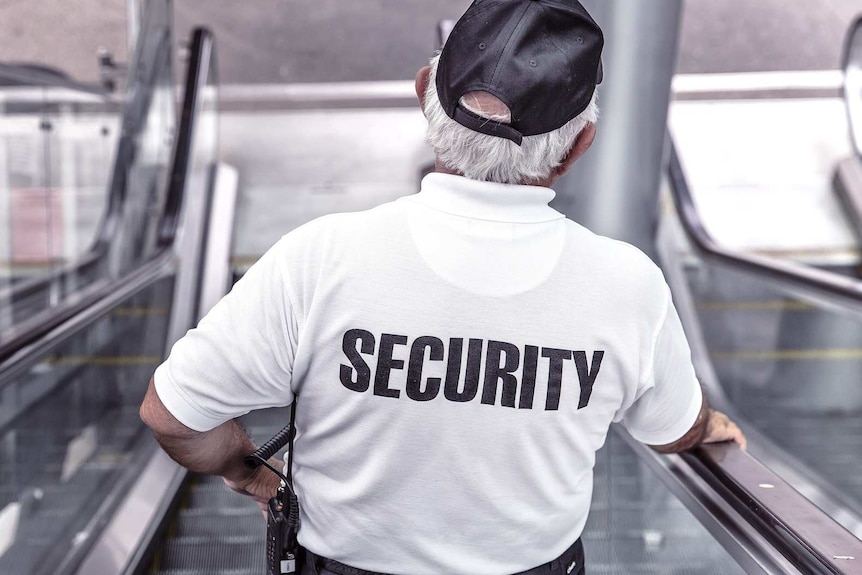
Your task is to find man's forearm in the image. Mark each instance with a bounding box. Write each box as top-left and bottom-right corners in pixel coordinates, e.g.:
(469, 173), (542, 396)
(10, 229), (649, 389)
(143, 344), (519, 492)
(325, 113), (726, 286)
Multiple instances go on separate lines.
(140, 378), (256, 482)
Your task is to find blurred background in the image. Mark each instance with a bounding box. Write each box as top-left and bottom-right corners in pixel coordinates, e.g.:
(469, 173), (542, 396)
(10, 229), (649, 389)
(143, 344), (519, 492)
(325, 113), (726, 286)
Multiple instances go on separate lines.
(1, 0), (859, 81)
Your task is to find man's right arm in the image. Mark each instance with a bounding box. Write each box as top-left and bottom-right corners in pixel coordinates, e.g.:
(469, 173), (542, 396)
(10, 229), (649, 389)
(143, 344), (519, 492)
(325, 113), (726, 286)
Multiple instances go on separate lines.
(649, 390), (747, 454)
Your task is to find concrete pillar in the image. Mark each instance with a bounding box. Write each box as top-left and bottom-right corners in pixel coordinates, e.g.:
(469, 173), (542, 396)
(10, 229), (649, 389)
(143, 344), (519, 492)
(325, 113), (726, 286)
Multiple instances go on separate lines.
(552, 0), (683, 259)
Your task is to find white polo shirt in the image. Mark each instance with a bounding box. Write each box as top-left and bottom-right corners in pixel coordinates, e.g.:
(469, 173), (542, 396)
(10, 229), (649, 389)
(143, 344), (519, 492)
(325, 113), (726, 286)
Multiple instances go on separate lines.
(155, 172), (702, 575)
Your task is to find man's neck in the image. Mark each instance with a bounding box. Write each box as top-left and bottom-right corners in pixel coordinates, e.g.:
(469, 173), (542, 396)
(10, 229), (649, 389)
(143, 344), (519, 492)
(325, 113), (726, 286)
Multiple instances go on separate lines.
(433, 159), (460, 177)
(433, 159), (556, 188)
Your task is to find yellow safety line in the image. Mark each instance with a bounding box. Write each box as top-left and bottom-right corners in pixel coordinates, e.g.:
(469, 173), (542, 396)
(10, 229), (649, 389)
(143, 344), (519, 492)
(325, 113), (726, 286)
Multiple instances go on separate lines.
(49, 355), (162, 366)
(97, 452), (132, 465)
(0, 260), (68, 271)
(111, 307), (169, 316)
(697, 300), (812, 311)
(711, 348), (862, 361)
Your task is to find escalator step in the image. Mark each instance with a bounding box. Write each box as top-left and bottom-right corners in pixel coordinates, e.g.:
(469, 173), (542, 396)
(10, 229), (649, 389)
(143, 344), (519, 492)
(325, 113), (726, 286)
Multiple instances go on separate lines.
(0, 545), (41, 574)
(591, 478), (641, 504)
(185, 482), (254, 510)
(584, 532), (734, 575)
(155, 570), (259, 575)
(174, 508), (263, 539)
(585, 507), (697, 536)
(157, 538), (265, 571)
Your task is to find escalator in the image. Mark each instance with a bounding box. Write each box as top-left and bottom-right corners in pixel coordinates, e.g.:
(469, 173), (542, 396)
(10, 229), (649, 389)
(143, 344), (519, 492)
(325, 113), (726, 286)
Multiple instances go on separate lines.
(655, 23), (862, 542)
(663, 141), (862, 538)
(0, 3), (223, 574)
(4, 13), (862, 575)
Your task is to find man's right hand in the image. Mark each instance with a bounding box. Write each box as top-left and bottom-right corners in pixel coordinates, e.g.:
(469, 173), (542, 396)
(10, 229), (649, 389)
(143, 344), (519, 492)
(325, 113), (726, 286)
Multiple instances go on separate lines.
(702, 409), (747, 451)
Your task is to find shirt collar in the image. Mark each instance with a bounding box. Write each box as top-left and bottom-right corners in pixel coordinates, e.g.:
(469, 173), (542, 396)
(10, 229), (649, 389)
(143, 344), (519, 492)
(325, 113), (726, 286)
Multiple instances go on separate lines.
(408, 173), (564, 224)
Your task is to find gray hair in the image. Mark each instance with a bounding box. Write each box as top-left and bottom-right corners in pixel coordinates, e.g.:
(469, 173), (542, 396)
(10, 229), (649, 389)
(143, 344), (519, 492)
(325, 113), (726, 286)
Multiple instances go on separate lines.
(423, 54), (599, 185)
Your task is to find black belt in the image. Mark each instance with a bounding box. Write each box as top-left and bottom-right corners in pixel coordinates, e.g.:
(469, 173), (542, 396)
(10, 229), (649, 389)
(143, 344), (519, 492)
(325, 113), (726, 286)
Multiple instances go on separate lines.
(302, 538), (585, 575)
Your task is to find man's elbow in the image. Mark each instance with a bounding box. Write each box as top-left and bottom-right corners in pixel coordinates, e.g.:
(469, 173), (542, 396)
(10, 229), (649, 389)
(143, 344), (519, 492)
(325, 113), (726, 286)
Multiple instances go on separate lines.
(140, 377), (196, 440)
(140, 378), (159, 429)
(648, 393), (710, 454)
(648, 422), (707, 454)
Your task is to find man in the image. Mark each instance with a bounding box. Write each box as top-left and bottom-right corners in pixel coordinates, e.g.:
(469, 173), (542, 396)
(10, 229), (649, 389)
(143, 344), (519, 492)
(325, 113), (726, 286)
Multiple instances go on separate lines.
(140, 1), (746, 574)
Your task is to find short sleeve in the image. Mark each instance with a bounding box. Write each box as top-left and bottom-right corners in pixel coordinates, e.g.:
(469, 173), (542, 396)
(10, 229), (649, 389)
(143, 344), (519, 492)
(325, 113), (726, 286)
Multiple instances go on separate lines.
(153, 239), (297, 432)
(621, 289), (703, 446)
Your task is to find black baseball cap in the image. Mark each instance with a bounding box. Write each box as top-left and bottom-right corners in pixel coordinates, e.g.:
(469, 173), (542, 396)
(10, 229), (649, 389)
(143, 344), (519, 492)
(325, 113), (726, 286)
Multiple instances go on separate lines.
(436, 0), (604, 146)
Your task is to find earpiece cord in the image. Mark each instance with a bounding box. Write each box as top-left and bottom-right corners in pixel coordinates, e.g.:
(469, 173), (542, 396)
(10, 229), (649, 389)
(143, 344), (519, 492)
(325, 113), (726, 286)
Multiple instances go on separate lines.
(244, 400), (298, 497)
(251, 453), (289, 486)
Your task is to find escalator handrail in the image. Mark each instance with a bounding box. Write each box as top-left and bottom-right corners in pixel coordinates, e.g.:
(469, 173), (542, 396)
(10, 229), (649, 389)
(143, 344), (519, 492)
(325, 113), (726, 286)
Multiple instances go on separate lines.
(158, 28), (215, 246)
(0, 0), (174, 316)
(684, 444), (862, 574)
(667, 138), (862, 315)
(843, 15), (862, 159)
(0, 248), (175, 387)
(0, 249), (104, 304)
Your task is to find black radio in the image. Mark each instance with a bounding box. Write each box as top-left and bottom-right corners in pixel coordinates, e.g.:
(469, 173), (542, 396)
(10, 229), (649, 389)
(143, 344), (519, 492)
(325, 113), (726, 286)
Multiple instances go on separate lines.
(266, 484), (301, 574)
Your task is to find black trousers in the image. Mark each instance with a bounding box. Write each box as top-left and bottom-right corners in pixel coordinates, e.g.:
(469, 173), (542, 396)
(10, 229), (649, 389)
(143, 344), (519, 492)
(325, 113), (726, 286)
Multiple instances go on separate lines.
(301, 538), (585, 575)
